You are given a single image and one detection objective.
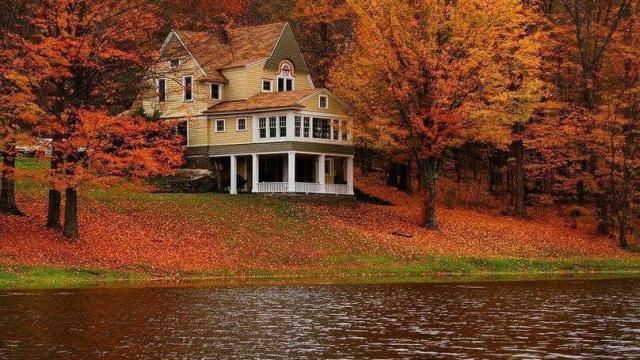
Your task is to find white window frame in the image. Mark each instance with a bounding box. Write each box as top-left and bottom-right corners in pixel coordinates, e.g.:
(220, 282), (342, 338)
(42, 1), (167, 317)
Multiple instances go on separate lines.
(319, 95), (328, 109)
(157, 78), (167, 102)
(183, 75), (193, 102)
(210, 83), (222, 101)
(277, 63), (295, 92)
(215, 118), (225, 133)
(236, 117), (247, 132)
(262, 79), (273, 92)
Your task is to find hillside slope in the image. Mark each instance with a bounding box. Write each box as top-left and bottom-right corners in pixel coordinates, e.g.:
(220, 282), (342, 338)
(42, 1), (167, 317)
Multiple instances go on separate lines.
(0, 160), (635, 275)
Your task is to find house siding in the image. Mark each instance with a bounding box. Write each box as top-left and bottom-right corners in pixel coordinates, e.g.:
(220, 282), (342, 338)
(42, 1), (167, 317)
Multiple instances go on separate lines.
(299, 92), (348, 115)
(209, 116), (253, 145)
(186, 141), (354, 157)
(142, 35), (218, 118)
(187, 117), (209, 146)
(264, 25), (310, 74)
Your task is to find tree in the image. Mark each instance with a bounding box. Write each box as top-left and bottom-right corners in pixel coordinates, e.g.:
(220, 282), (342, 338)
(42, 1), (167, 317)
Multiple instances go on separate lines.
(540, 0), (639, 235)
(331, 0), (544, 229)
(0, 0), (40, 216)
(25, 0), (183, 240)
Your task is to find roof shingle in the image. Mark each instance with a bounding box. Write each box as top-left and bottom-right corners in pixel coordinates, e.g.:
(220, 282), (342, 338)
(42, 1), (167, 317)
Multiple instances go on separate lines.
(205, 89), (319, 114)
(172, 22), (286, 82)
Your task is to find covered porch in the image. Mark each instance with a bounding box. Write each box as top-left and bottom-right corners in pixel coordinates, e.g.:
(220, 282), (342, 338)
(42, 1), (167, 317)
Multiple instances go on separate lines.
(223, 152), (354, 195)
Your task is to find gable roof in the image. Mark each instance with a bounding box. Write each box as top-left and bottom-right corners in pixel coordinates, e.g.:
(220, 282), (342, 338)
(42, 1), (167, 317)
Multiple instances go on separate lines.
(204, 89), (321, 114)
(163, 22), (290, 83)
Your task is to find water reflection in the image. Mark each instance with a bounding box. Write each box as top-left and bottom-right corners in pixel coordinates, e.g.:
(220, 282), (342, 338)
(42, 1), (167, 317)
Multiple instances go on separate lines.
(1, 279), (639, 359)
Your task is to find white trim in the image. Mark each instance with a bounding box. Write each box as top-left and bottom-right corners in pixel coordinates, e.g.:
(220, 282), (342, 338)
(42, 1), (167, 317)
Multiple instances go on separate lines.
(182, 75), (194, 102)
(208, 151), (353, 158)
(236, 117), (247, 132)
(160, 31), (208, 77)
(262, 79), (273, 92)
(210, 83), (222, 101)
(319, 95), (328, 109)
(297, 88), (351, 110)
(214, 118), (226, 133)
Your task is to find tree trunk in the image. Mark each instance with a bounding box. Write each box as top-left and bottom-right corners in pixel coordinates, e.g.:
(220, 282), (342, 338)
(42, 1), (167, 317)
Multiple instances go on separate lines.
(387, 162), (398, 187)
(0, 154), (22, 215)
(420, 160), (439, 230)
(619, 219), (629, 249)
(512, 139), (526, 217)
(63, 188), (79, 241)
(405, 160), (413, 194)
(46, 156), (62, 229)
(398, 163), (409, 192)
(596, 196), (611, 236)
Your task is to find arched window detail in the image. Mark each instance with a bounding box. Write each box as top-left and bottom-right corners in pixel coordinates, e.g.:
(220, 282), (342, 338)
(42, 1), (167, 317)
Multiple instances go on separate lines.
(277, 62), (294, 92)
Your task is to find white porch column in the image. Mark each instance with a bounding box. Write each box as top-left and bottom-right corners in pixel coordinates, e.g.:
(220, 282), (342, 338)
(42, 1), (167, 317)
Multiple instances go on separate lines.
(318, 154), (326, 193)
(230, 155), (237, 195)
(287, 151), (296, 192)
(347, 156), (354, 195)
(251, 153), (259, 192)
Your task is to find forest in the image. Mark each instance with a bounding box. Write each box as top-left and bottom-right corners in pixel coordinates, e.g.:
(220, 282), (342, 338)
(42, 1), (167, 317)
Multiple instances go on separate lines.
(0, 0), (638, 252)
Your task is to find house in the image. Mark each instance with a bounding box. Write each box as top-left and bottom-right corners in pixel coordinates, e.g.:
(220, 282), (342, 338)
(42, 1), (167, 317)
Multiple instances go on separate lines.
(141, 22), (354, 195)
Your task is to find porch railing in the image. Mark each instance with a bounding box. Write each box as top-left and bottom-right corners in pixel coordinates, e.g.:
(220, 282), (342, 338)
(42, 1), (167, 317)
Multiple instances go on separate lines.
(325, 183), (351, 195)
(295, 182), (322, 193)
(253, 182), (353, 195)
(254, 182), (288, 193)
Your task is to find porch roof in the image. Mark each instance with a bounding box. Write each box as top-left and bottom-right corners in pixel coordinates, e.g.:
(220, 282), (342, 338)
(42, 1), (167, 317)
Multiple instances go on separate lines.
(204, 89), (319, 115)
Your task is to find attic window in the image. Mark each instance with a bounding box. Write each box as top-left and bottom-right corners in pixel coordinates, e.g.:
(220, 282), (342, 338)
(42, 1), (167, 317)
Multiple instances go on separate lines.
(277, 62), (294, 92)
(319, 95), (328, 109)
(280, 63), (292, 77)
(169, 59), (180, 68)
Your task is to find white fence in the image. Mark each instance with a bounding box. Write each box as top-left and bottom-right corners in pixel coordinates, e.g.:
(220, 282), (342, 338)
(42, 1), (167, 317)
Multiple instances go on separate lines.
(254, 182), (352, 195)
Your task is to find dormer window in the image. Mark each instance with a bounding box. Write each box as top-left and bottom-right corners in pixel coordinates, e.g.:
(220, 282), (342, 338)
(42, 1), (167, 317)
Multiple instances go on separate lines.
(211, 83), (221, 100)
(169, 59), (180, 68)
(277, 62), (294, 92)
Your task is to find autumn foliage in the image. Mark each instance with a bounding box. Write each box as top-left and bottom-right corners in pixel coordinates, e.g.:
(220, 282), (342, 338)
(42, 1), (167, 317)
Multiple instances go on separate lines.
(1, 0), (639, 262)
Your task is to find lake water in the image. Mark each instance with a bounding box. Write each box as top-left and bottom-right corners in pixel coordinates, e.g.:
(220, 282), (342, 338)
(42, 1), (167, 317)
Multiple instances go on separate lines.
(1, 278), (639, 359)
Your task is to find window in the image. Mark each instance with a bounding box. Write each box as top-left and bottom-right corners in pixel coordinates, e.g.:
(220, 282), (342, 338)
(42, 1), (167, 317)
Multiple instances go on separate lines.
(332, 119), (339, 140)
(215, 119), (225, 133)
(303, 117), (310, 138)
(236, 118), (247, 131)
(294, 116), (301, 137)
(259, 117), (267, 138)
(183, 76), (193, 101)
(313, 117), (331, 139)
(262, 79), (273, 92)
(279, 116), (287, 137)
(169, 59), (180, 68)
(158, 78), (166, 102)
(319, 95), (328, 109)
(341, 120), (348, 141)
(269, 116), (277, 138)
(211, 84), (221, 100)
(277, 62), (294, 92)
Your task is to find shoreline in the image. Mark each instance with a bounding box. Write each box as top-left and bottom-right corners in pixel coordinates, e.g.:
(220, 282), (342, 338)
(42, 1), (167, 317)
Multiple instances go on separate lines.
(3, 257), (640, 289)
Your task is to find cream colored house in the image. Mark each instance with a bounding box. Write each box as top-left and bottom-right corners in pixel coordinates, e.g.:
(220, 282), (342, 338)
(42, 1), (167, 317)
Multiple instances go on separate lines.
(142, 22), (354, 195)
